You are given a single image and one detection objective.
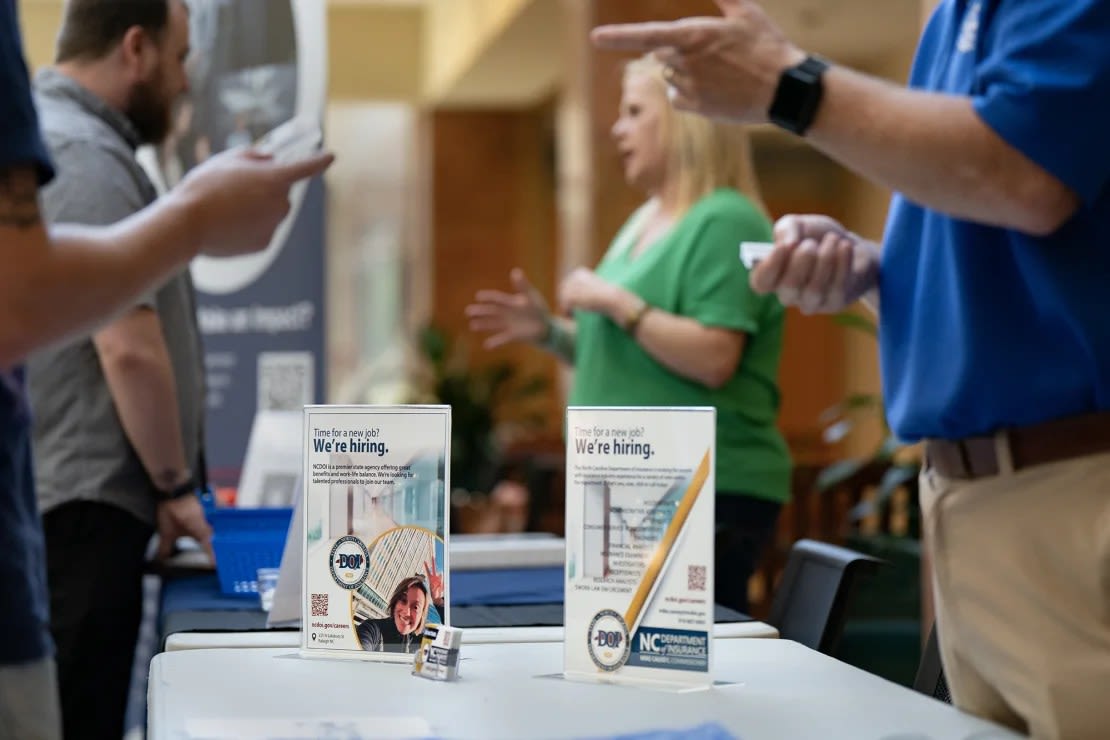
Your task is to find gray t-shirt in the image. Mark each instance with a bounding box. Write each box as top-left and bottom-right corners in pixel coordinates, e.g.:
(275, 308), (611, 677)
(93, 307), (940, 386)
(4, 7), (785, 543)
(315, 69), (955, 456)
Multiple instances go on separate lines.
(27, 69), (205, 526)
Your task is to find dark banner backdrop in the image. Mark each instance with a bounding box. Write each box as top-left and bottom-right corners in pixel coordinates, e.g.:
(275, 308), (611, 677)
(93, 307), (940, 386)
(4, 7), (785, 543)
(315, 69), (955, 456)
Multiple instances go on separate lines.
(175, 0), (328, 485)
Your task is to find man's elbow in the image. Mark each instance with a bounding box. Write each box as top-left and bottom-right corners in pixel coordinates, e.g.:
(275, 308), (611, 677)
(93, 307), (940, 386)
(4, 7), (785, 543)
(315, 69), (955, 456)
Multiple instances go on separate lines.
(1018, 191), (1079, 237)
(97, 342), (163, 377)
(0, 338), (32, 368)
(972, 126), (1081, 236)
(1007, 167), (1081, 237)
(0, 304), (41, 367)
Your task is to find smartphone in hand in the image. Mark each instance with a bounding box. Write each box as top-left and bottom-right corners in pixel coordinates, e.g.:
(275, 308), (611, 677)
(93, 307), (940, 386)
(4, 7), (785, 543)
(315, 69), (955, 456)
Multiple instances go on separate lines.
(254, 116), (323, 164)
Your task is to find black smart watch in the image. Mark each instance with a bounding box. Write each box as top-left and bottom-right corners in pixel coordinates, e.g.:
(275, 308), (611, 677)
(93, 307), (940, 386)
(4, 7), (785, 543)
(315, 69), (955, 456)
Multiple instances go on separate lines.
(768, 55), (830, 136)
(158, 474), (197, 501)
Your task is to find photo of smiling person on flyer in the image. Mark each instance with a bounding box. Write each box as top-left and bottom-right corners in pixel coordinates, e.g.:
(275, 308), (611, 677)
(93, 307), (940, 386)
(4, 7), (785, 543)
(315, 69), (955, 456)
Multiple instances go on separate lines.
(356, 561), (444, 654)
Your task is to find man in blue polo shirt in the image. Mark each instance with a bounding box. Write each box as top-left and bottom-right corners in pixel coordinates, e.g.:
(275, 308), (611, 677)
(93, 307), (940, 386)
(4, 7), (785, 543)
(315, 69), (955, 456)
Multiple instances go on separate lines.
(0, 4), (332, 735)
(594, 1), (1110, 737)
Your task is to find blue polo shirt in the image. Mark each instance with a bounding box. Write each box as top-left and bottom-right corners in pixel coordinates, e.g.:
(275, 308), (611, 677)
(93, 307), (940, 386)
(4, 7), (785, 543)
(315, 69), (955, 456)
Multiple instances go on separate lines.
(880, 0), (1110, 441)
(1, 1), (56, 664)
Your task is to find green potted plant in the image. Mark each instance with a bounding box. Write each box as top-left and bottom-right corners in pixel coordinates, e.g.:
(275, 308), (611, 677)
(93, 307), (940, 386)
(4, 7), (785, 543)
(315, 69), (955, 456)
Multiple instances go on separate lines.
(407, 326), (548, 501)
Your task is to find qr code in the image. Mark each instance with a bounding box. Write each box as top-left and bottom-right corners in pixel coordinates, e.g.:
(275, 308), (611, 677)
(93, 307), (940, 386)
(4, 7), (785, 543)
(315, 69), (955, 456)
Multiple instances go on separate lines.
(688, 565), (707, 591)
(257, 351), (314, 411)
(311, 593), (328, 617)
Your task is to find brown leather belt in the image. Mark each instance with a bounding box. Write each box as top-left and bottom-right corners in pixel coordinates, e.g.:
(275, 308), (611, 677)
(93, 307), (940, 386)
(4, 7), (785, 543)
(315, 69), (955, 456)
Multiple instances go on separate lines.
(924, 410), (1110, 480)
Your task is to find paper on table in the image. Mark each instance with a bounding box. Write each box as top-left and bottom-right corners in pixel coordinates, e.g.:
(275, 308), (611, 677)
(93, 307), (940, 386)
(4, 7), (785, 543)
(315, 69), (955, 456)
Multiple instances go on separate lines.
(589, 722), (738, 740)
(563, 407), (715, 689)
(300, 405), (451, 659)
(185, 716), (431, 740)
(237, 410), (303, 509)
(266, 477), (304, 628)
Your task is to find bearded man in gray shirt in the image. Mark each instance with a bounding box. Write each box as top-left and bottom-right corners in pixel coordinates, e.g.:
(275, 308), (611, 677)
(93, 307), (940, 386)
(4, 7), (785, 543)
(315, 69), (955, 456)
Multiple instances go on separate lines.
(27, 2), (213, 737)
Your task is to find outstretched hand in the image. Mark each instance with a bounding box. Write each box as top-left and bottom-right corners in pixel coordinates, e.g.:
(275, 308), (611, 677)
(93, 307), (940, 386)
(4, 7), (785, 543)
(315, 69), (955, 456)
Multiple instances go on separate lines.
(590, 0), (804, 123)
(177, 147), (335, 259)
(465, 268), (552, 349)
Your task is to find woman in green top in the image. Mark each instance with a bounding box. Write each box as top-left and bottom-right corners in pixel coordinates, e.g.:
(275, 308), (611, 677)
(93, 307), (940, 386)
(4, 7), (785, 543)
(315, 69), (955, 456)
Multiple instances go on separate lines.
(466, 54), (790, 614)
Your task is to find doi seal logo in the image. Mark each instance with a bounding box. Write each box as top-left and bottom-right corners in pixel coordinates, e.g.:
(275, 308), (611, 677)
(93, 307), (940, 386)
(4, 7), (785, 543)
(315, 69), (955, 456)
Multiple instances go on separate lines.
(587, 609), (630, 671)
(329, 536), (369, 590)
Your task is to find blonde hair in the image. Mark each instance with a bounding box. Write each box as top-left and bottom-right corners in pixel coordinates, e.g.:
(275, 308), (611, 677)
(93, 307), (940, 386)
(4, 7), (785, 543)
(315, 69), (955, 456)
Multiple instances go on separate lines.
(625, 54), (767, 216)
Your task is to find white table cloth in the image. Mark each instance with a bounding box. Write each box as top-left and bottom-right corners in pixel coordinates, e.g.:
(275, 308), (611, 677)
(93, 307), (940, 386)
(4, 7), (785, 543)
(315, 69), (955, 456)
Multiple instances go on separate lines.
(148, 639), (1020, 739)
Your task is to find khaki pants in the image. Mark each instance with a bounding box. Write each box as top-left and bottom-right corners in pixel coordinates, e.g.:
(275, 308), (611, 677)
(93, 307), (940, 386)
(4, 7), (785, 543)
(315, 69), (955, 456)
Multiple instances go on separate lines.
(0, 658), (61, 740)
(921, 451), (1110, 739)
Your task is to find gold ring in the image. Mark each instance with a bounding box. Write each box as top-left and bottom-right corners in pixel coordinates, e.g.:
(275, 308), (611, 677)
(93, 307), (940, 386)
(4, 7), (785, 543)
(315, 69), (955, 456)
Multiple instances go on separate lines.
(662, 65), (676, 83)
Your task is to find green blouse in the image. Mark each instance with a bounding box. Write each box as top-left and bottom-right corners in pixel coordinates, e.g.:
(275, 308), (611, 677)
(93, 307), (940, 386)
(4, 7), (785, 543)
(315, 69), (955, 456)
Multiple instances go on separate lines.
(569, 188), (791, 503)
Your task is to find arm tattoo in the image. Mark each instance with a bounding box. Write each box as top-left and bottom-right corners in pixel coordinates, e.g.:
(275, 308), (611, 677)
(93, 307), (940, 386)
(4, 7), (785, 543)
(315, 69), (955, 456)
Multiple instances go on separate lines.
(0, 166), (41, 229)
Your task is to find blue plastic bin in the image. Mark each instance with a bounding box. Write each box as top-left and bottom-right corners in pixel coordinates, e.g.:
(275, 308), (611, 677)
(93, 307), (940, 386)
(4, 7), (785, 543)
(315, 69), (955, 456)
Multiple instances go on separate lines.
(207, 505), (294, 597)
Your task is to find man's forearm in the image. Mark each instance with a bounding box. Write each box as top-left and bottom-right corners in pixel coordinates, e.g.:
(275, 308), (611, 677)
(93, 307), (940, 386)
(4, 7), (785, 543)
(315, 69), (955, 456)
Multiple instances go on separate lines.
(97, 317), (190, 491)
(807, 67), (1078, 236)
(0, 193), (199, 365)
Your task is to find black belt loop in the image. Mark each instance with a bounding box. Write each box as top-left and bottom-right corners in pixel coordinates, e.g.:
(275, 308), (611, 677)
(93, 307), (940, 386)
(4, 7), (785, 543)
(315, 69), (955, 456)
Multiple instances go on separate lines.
(956, 440), (974, 479)
(994, 428), (1016, 475)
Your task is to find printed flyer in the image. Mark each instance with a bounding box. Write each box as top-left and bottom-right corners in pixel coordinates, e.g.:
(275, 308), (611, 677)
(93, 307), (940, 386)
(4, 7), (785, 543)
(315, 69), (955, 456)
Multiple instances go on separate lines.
(301, 405), (450, 662)
(564, 407), (715, 688)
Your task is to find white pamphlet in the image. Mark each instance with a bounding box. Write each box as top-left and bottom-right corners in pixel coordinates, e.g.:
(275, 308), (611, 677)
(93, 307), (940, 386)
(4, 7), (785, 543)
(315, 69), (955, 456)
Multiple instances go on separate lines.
(301, 405), (450, 662)
(564, 407), (715, 689)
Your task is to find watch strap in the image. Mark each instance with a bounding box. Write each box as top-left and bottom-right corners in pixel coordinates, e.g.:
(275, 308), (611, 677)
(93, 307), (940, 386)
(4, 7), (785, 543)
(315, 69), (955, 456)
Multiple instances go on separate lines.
(622, 298), (651, 334)
(159, 474), (197, 501)
(769, 55), (829, 136)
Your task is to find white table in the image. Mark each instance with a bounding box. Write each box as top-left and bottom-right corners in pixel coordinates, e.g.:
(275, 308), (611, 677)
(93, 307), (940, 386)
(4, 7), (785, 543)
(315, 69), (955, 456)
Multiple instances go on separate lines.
(162, 621), (778, 651)
(148, 640), (1020, 739)
(450, 532), (565, 569)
